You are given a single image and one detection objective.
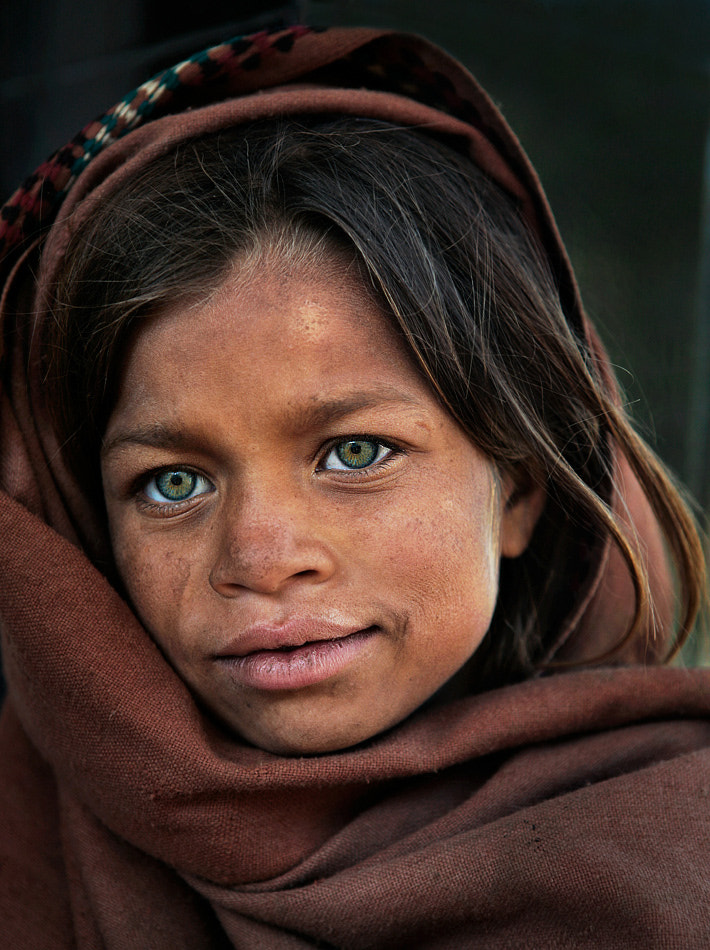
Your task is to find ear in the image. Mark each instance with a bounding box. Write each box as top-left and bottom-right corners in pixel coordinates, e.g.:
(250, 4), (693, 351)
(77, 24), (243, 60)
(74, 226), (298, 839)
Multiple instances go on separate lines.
(499, 469), (546, 559)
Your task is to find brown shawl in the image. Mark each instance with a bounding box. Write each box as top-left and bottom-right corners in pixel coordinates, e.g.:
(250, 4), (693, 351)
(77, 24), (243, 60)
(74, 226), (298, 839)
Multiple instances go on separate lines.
(0, 25), (708, 949)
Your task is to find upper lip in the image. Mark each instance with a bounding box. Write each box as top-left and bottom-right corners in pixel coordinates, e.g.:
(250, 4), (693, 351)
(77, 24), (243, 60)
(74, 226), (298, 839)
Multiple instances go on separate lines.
(214, 618), (371, 658)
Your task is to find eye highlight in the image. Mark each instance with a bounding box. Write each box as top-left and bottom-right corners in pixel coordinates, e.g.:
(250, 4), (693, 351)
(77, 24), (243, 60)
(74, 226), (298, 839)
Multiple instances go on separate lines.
(321, 439), (393, 471)
(144, 469), (213, 504)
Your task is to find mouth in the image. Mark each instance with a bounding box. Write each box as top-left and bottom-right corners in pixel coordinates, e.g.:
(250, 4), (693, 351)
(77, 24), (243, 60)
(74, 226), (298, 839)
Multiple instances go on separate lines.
(214, 624), (380, 691)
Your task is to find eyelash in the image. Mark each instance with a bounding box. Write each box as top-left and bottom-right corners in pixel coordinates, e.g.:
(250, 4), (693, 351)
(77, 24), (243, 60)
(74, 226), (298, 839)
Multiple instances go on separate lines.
(135, 469), (214, 516)
(317, 436), (401, 475)
(132, 437), (402, 515)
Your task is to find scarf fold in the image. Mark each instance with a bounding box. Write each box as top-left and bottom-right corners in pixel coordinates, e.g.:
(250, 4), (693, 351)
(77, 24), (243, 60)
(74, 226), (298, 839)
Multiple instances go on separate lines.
(1, 24), (708, 949)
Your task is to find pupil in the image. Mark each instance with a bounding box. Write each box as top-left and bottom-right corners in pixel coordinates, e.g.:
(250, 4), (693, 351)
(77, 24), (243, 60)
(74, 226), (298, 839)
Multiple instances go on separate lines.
(170, 474), (182, 486)
(351, 444), (362, 455)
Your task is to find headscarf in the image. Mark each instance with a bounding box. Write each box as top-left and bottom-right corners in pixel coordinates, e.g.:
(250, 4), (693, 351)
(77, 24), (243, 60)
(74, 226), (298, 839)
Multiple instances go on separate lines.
(0, 25), (708, 948)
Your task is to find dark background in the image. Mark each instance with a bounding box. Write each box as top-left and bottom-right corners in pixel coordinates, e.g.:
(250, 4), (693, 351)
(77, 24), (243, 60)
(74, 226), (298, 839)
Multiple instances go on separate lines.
(1, 0), (708, 680)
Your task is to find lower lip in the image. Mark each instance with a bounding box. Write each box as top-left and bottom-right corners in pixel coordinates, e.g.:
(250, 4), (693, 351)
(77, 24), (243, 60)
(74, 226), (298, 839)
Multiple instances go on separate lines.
(216, 627), (379, 691)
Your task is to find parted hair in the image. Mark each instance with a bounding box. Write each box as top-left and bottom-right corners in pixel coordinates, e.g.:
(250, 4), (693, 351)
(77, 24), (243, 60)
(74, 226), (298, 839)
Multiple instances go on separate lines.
(44, 116), (706, 686)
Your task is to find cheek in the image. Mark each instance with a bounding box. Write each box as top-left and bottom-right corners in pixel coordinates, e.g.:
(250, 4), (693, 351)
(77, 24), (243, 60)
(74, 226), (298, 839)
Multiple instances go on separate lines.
(361, 472), (501, 632)
(413, 510), (501, 680)
(111, 523), (196, 648)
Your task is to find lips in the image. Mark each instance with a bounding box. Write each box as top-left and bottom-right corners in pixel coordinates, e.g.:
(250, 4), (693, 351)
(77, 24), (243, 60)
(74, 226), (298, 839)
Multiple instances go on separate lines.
(213, 619), (379, 691)
(214, 618), (370, 657)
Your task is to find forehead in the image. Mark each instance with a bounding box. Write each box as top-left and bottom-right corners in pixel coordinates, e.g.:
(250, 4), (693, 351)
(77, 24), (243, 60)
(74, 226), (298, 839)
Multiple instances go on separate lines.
(109, 248), (431, 428)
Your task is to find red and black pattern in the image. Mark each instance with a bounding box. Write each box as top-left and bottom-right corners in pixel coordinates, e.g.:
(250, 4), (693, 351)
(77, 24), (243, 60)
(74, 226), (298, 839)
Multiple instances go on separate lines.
(1, 25), (524, 279)
(0, 24), (314, 270)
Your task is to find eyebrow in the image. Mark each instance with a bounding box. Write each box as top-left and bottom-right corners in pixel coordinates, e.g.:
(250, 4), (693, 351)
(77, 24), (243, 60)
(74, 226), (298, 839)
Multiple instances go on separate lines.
(101, 387), (424, 458)
(101, 422), (191, 458)
(285, 388), (422, 434)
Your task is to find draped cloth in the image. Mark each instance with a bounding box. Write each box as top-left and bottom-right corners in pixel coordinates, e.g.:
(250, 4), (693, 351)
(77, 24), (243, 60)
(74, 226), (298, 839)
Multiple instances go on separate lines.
(0, 25), (708, 948)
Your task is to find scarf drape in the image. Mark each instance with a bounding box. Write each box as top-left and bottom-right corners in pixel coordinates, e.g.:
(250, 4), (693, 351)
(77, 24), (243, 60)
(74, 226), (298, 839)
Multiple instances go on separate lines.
(1, 25), (708, 948)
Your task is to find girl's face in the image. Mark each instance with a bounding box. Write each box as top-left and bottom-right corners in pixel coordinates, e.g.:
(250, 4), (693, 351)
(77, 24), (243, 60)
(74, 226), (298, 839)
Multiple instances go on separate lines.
(101, 248), (541, 755)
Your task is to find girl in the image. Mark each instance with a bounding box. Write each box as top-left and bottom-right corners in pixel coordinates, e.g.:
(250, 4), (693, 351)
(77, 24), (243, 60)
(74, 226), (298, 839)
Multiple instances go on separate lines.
(0, 24), (708, 948)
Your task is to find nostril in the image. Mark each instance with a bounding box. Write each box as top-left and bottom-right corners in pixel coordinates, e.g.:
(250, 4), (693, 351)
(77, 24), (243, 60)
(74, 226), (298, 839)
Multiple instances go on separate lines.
(209, 555), (334, 596)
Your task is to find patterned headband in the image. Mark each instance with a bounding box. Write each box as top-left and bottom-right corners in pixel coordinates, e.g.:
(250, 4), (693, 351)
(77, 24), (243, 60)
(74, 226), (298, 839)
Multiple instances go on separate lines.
(0, 25), (314, 261)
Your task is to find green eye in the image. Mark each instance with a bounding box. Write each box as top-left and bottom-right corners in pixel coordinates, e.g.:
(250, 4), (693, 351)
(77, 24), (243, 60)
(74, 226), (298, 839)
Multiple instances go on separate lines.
(155, 471), (196, 500)
(323, 440), (391, 471)
(144, 470), (212, 504)
(337, 440), (378, 468)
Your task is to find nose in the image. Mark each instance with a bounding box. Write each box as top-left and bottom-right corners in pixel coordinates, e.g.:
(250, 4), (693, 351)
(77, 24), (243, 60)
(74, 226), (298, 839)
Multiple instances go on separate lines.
(208, 482), (337, 597)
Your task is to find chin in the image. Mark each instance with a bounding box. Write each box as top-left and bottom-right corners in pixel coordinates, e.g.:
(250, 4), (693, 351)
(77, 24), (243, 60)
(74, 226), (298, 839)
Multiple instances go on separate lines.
(241, 723), (373, 757)
(228, 705), (394, 756)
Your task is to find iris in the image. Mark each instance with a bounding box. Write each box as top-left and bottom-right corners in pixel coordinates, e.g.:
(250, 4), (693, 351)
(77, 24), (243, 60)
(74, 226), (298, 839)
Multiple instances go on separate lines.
(155, 470), (197, 501)
(336, 440), (378, 469)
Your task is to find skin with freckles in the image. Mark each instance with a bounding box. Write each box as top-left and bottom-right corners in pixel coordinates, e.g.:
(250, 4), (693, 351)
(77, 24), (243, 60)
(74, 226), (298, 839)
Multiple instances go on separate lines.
(101, 247), (543, 755)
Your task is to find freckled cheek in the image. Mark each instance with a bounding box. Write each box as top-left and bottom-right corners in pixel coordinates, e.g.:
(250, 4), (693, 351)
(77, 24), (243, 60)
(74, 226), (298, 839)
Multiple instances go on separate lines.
(342, 488), (492, 591)
(111, 526), (200, 651)
(359, 485), (500, 634)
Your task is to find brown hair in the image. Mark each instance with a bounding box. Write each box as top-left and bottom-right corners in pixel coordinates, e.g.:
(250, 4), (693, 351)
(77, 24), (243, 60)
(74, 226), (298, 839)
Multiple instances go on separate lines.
(44, 116), (706, 685)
